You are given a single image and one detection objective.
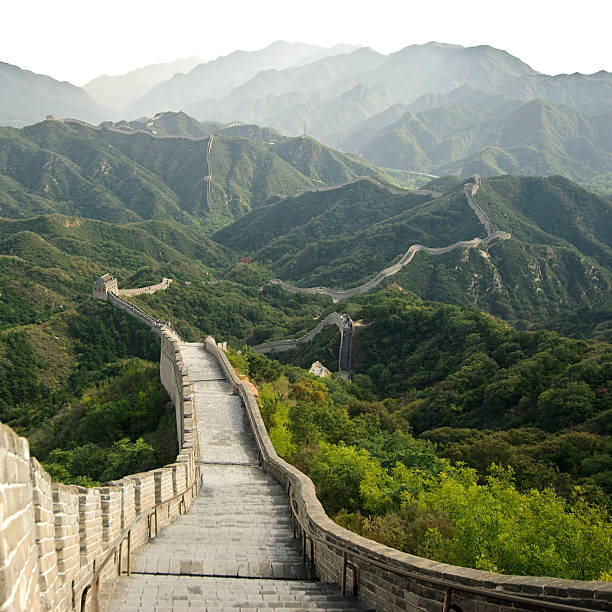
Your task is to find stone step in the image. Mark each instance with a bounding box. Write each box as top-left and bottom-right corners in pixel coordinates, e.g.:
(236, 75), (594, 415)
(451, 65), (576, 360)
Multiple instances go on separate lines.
(101, 576), (374, 611)
(101, 346), (371, 611)
(130, 560), (311, 579)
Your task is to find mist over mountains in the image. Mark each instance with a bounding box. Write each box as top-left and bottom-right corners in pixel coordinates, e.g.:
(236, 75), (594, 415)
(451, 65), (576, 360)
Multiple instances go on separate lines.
(2, 40), (611, 192)
(83, 56), (204, 110)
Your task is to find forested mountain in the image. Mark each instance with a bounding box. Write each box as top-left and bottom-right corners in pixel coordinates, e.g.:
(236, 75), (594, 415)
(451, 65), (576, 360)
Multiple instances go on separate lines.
(0, 117), (394, 229)
(0, 62), (108, 127)
(0, 214), (233, 328)
(3, 40), (611, 193)
(339, 96), (612, 183)
(215, 175), (612, 326)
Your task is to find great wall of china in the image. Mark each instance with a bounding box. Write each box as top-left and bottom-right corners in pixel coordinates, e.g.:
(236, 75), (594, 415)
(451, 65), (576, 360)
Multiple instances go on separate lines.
(252, 312), (353, 378)
(272, 176), (511, 303)
(250, 176), (508, 376)
(0, 290), (199, 612)
(0, 273), (610, 611)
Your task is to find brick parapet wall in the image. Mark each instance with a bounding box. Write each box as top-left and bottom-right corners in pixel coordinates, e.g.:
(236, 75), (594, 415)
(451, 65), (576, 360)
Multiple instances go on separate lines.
(30, 458), (59, 610)
(203, 336), (612, 612)
(0, 425), (40, 612)
(0, 325), (199, 611)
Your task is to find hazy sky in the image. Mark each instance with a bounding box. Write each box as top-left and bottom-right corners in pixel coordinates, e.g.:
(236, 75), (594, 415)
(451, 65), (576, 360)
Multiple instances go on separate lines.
(3, 0), (611, 85)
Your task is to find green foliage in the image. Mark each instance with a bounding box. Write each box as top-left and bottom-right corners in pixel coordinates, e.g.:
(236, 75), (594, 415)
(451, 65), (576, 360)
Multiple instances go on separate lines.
(0, 121), (393, 231)
(33, 359), (176, 486)
(409, 465), (611, 580)
(353, 98), (612, 184)
(235, 293), (612, 580)
(0, 331), (50, 426)
(44, 437), (158, 486)
(215, 180), (479, 289)
(225, 347), (250, 376)
(129, 280), (330, 347)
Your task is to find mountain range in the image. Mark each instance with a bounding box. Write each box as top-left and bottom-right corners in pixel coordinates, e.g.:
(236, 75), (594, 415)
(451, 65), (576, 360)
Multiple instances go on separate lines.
(214, 174), (611, 326)
(0, 61), (106, 127)
(2, 41), (611, 194)
(0, 115), (395, 230)
(341, 94), (612, 183)
(83, 56), (203, 110)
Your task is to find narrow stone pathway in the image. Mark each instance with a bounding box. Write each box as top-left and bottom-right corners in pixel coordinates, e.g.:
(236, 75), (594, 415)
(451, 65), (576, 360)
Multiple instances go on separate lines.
(102, 343), (371, 611)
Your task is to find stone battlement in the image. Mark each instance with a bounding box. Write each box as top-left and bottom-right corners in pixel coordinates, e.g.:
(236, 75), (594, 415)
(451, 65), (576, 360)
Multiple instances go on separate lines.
(93, 274), (172, 301)
(0, 322), (199, 612)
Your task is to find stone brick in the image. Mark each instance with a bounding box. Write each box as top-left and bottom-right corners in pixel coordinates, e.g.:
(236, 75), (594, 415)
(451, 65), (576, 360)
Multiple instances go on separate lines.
(127, 473), (154, 515)
(100, 487), (122, 547)
(154, 469), (173, 506)
(78, 486), (103, 570)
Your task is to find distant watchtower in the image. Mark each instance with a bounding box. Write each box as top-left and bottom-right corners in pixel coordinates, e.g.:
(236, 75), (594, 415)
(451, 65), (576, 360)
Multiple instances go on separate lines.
(93, 273), (118, 300)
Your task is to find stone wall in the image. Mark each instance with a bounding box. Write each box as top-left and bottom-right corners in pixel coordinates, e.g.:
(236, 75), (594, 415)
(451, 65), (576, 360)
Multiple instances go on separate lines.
(0, 326), (199, 612)
(116, 278), (173, 296)
(203, 336), (612, 612)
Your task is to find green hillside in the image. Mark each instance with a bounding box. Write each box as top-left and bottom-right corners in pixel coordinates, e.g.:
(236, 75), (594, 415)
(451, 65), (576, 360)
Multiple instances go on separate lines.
(216, 175), (611, 327)
(345, 98), (612, 190)
(215, 178), (479, 286)
(271, 136), (392, 185)
(0, 214), (233, 329)
(0, 118), (396, 230)
(224, 289), (612, 580)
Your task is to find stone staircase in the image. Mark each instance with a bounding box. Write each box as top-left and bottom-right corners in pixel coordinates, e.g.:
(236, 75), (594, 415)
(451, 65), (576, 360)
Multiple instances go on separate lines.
(101, 343), (372, 611)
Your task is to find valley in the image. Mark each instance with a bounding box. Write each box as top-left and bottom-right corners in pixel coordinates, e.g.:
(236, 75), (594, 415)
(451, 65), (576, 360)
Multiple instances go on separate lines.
(0, 31), (611, 609)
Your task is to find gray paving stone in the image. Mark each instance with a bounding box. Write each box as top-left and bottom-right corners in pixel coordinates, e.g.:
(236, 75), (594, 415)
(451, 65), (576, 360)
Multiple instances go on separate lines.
(101, 345), (372, 611)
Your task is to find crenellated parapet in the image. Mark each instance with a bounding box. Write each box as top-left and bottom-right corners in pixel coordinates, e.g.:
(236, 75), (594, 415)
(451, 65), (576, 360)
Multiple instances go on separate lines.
(0, 321), (199, 612)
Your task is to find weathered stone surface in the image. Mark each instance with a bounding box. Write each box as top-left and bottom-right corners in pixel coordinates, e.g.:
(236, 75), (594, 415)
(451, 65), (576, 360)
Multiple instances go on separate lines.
(0, 327), (196, 611)
(102, 344), (370, 611)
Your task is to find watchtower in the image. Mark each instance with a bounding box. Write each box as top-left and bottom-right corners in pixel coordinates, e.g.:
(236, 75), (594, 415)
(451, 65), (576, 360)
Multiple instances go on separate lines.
(93, 273), (118, 300)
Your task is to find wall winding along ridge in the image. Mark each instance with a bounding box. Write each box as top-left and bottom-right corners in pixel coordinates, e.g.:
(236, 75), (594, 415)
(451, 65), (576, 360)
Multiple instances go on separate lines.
(273, 177), (511, 302)
(0, 297), (198, 612)
(2, 272), (610, 611)
(252, 312), (353, 377)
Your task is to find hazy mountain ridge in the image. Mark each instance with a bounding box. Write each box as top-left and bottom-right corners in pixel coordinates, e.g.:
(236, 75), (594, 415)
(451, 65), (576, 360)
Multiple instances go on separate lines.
(0, 61), (108, 127)
(83, 57), (203, 110)
(124, 41), (355, 119)
(342, 97), (612, 182)
(3, 41), (611, 193)
(180, 43), (539, 138)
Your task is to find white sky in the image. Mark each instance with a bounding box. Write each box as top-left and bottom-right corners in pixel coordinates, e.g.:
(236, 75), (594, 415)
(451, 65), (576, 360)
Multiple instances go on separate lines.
(2, 0), (611, 85)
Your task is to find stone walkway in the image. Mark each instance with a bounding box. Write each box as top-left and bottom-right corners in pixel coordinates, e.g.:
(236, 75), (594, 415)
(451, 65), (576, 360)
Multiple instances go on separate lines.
(102, 343), (372, 611)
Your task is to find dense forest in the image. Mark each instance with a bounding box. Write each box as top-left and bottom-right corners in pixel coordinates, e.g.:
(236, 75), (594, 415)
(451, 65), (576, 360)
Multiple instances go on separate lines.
(226, 340), (611, 581)
(0, 301), (175, 485)
(260, 289), (612, 506)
